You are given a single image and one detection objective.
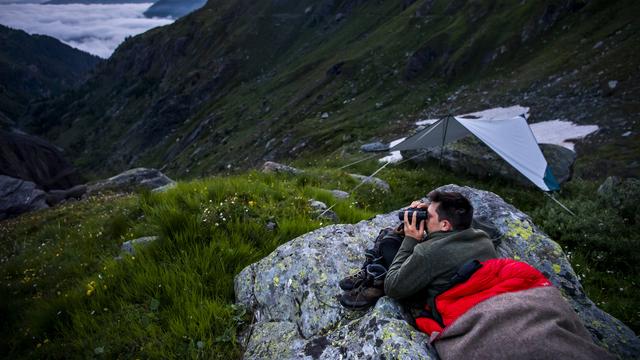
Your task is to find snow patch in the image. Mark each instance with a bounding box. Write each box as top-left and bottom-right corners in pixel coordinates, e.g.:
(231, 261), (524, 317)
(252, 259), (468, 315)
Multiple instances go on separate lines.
(378, 137), (405, 164)
(530, 120), (599, 151)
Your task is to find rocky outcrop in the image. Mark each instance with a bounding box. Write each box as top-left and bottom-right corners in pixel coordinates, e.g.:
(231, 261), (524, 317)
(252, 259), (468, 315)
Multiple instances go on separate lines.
(401, 137), (575, 187)
(45, 184), (87, 206)
(330, 189), (350, 199)
(308, 199), (339, 223)
(404, 33), (450, 81)
(120, 236), (159, 256)
(86, 168), (175, 195)
(0, 168), (174, 220)
(597, 176), (640, 222)
(0, 130), (82, 191)
(360, 142), (388, 152)
(349, 174), (390, 192)
(541, 143), (576, 184)
(261, 161), (303, 175)
(0, 175), (48, 220)
(235, 185), (639, 359)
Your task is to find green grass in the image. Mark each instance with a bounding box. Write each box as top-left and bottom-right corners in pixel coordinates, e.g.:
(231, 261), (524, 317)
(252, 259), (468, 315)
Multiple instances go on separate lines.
(0, 165), (638, 358)
(0, 170), (377, 358)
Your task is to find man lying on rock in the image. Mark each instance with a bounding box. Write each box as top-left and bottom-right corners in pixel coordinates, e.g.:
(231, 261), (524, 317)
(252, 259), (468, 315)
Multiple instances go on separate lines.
(339, 190), (613, 359)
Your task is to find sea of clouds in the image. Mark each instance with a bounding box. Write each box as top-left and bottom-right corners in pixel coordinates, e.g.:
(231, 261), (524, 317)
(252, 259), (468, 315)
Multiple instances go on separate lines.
(0, 1), (173, 58)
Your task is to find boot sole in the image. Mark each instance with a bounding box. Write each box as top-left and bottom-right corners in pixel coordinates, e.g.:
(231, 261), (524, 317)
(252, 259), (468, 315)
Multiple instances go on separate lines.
(338, 295), (376, 311)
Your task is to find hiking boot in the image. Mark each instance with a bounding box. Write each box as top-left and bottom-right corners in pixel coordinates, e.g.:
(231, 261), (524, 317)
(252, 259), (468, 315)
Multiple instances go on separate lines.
(339, 264), (387, 310)
(339, 249), (383, 291)
(339, 268), (367, 291)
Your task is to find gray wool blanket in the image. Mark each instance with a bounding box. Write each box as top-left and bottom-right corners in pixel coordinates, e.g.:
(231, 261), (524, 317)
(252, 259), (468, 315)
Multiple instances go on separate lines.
(433, 286), (615, 360)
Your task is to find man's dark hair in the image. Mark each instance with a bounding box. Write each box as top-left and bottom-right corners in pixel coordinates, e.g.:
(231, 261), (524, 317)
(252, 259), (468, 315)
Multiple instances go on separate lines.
(427, 191), (473, 230)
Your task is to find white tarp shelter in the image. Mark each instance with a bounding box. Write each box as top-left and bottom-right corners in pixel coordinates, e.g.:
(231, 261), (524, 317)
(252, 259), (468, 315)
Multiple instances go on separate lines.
(391, 114), (560, 191)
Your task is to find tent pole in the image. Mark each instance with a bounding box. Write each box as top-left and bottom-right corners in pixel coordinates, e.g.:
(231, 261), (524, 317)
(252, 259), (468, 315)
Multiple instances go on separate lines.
(439, 115), (450, 166)
(544, 192), (576, 217)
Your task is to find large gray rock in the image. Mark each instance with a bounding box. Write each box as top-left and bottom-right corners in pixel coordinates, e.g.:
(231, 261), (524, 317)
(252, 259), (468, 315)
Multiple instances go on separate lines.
(330, 189), (350, 199)
(120, 236), (158, 256)
(0, 175), (48, 220)
(401, 138), (576, 187)
(235, 185), (639, 359)
(86, 168), (175, 195)
(360, 142), (388, 153)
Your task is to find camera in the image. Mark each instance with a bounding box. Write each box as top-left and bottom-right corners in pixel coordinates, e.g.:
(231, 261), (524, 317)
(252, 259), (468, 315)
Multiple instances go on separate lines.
(398, 208), (428, 225)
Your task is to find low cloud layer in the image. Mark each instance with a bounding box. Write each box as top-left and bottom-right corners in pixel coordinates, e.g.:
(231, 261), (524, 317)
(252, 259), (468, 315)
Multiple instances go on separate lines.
(0, 3), (173, 58)
(0, 1), (48, 3)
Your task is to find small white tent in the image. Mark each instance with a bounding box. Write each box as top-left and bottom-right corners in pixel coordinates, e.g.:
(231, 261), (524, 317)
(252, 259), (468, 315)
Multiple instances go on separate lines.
(391, 114), (560, 191)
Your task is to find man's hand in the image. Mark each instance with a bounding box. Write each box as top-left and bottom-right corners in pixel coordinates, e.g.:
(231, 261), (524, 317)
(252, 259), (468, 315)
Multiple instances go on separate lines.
(404, 209), (425, 241)
(409, 199), (428, 209)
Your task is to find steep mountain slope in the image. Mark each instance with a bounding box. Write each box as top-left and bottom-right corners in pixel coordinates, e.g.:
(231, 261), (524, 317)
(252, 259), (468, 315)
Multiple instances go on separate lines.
(0, 25), (101, 124)
(24, 0), (640, 179)
(143, 0), (206, 19)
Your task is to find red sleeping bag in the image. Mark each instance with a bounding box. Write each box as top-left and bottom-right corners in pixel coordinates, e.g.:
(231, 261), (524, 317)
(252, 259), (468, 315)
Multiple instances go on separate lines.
(416, 258), (552, 336)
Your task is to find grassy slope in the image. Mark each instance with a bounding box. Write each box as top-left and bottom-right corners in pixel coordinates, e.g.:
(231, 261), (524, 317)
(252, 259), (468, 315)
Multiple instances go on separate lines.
(141, 0), (640, 179)
(1, 163), (638, 358)
(22, 0), (640, 180)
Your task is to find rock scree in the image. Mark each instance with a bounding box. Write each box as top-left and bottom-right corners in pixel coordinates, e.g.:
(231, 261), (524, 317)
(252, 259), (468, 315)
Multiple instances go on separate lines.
(234, 185), (639, 359)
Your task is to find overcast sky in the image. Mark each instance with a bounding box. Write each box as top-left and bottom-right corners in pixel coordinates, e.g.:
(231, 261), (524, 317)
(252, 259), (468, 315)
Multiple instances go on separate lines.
(0, 3), (173, 58)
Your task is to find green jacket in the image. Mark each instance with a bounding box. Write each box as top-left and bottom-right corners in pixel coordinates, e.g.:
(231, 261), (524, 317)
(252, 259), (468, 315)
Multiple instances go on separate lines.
(384, 228), (498, 317)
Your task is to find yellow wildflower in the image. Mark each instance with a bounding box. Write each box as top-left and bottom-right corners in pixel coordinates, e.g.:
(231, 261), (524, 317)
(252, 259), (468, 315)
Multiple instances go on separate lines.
(86, 281), (96, 296)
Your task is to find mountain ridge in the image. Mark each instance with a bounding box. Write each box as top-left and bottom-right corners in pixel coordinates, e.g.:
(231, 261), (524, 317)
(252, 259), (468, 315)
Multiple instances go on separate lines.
(0, 24), (101, 125)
